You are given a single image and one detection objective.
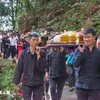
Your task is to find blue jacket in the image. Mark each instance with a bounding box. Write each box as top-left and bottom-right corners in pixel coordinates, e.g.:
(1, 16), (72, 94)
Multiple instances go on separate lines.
(22, 41), (29, 50)
(67, 52), (74, 65)
(73, 46), (100, 89)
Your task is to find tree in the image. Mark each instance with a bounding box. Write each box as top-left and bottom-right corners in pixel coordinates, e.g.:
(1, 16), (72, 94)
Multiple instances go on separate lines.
(0, 0), (25, 30)
(0, 1), (9, 30)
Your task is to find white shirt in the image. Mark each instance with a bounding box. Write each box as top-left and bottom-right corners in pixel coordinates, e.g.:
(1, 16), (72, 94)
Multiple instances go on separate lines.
(9, 37), (17, 47)
(0, 35), (2, 42)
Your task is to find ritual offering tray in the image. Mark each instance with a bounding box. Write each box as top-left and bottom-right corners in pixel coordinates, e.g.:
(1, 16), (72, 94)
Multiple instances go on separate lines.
(43, 31), (84, 49)
(52, 31), (83, 43)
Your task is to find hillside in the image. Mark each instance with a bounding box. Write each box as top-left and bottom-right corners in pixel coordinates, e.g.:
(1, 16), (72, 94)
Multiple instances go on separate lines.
(18, 0), (100, 34)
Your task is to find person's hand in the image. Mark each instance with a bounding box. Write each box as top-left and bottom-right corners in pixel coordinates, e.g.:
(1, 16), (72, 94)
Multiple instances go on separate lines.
(66, 61), (68, 65)
(60, 47), (64, 52)
(79, 44), (84, 53)
(13, 85), (18, 93)
(50, 47), (53, 52)
(16, 46), (17, 49)
(45, 72), (49, 81)
(35, 47), (41, 59)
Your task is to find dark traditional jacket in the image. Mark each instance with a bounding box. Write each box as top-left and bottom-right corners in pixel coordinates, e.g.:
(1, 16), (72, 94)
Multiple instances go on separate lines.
(73, 46), (100, 89)
(46, 50), (67, 78)
(12, 48), (46, 86)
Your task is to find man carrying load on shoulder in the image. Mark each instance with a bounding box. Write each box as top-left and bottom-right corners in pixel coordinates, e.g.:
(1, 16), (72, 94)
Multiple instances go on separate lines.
(12, 32), (47, 100)
(73, 28), (100, 100)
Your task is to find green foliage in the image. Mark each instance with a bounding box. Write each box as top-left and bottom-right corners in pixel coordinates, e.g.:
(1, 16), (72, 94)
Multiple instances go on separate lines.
(72, 2), (85, 8)
(8, 94), (22, 100)
(1, 0), (99, 33)
(18, 0), (99, 32)
(0, 94), (8, 100)
(0, 58), (23, 100)
(0, 59), (15, 92)
(0, 2), (9, 16)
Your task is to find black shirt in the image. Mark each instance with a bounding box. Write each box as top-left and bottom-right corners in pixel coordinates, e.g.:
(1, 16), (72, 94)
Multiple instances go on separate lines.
(2, 37), (10, 49)
(73, 46), (100, 89)
(12, 48), (47, 86)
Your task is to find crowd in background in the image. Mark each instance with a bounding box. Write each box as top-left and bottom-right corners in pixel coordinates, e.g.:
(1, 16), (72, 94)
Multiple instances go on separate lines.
(0, 26), (67, 60)
(0, 30), (30, 60)
(1, 27), (100, 100)
(0, 28), (75, 100)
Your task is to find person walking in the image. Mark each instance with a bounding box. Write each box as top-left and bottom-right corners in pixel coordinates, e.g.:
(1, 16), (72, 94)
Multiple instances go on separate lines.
(17, 37), (23, 58)
(45, 47), (67, 100)
(66, 49), (75, 92)
(73, 28), (100, 100)
(9, 34), (17, 59)
(12, 32), (47, 100)
(2, 36), (10, 59)
(38, 36), (50, 100)
(0, 32), (2, 53)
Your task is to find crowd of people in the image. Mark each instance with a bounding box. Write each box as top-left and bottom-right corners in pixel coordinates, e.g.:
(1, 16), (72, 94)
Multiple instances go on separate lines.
(0, 30), (30, 60)
(1, 27), (100, 100)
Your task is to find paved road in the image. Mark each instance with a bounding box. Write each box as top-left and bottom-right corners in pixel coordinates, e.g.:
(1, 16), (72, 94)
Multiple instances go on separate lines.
(61, 85), (77, 100)
(48, 85), (77, 100)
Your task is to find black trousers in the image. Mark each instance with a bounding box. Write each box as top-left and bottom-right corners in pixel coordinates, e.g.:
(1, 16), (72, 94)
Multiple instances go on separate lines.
(43, 76), (49, 97)
(3, 48), (9, 59)
(22, 85), (44, 100)
(44, 78), (49, 93)
(49, 77), (66, 100)
(9, 46), (16, 59)
(67, 65), (75, 87)
(76, 88), (100, 100)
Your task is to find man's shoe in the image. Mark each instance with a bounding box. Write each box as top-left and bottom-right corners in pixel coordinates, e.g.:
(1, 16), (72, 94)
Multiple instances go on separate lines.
(69, 87), (75, 92)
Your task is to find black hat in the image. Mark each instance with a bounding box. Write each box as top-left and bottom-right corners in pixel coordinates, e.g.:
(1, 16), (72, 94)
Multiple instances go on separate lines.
(28, 32), (39, 37)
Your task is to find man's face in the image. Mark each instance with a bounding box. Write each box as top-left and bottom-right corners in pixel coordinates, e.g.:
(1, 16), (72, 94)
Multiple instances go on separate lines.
(11, 35), (14, 38)
(96, 39), (100, 48)
(83, 33), (96, 47)
(29, 36), (39, 48)
(25, 38), (29, 42)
